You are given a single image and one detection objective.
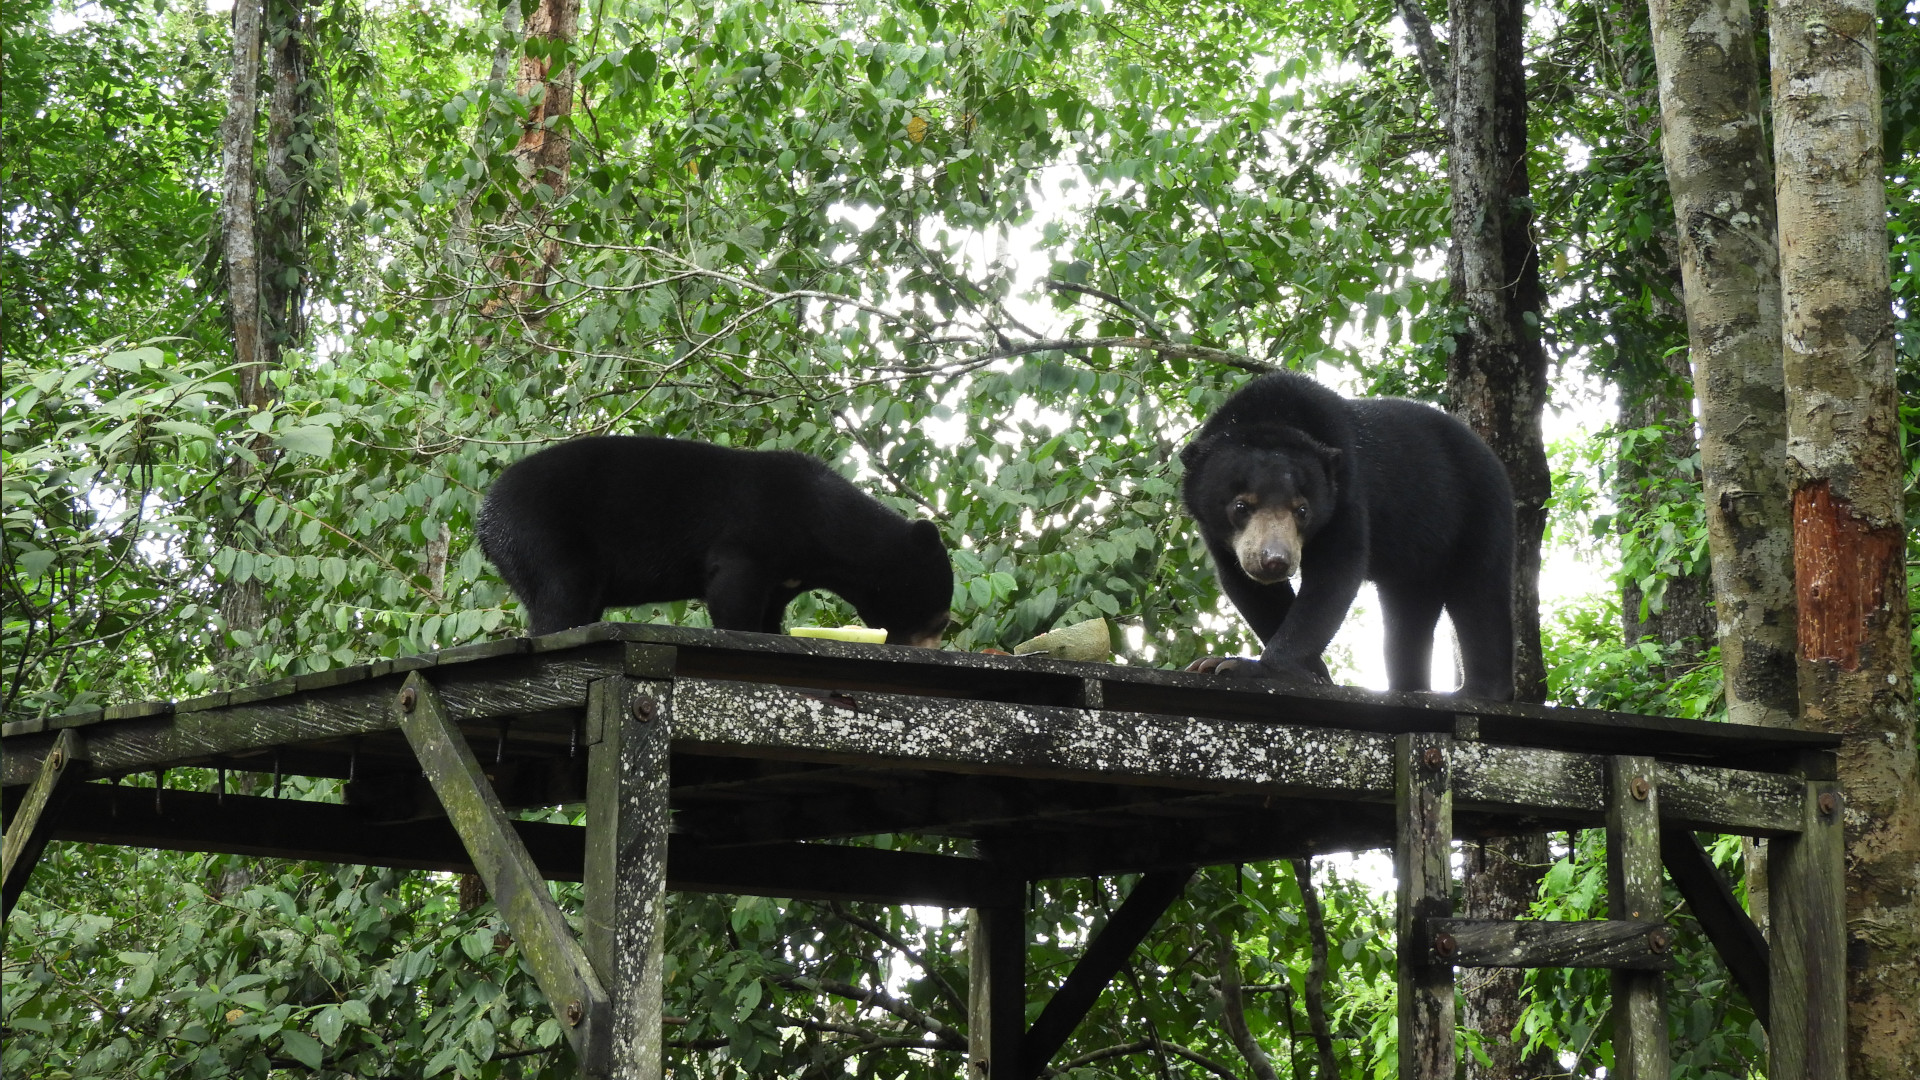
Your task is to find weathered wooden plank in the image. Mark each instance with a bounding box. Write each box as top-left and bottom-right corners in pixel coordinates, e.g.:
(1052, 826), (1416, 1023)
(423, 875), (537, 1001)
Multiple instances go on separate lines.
(1021, 870), (1192, 1078)
(597, 624), (1839, 758)
(429, 636), (532, 665)
(1660, 830), (1770, 1027)
(1423, 918), (1674, 970)
(0, 650), (625, 786)
(396, 672), (611, 1071)
(1, 718), (46, 738)
(583, 678), (669, 1080)
(1451, 742), (1603, 817)
(1451, 743), (1806, 835)
(1396, 733), (1454, 1080)
(1657, 761), (1802, 835)
(669, 678), (1397, 794)
(1607, 756), (1670, 1079)
(31, 780), (1023, 905)
(2, 729), (85, 916)
(1768, 780), (1845, 1080)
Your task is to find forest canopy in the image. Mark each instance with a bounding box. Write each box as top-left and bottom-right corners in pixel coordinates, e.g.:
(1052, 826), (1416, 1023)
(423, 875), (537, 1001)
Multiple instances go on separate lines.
(3, 0), (1917, 1077)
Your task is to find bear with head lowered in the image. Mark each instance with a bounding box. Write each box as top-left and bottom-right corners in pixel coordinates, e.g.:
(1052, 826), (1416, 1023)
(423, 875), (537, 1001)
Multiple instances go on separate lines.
(479, 436), (952, 646)
(1180, 370), (1515, 701)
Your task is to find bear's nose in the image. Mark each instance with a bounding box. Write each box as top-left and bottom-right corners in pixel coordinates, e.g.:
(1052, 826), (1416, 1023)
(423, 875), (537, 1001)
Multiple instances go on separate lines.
(1256, 550), (1291, 578)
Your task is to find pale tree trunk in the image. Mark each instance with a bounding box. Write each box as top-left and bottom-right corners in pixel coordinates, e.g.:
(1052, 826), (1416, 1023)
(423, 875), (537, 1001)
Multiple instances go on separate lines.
(221, 0), (264, 403)
(1647, 0), (1797, 729)
(218, 0), (267, 661)
(1445, 2), (1557, 1075)
(1771, 2), (1920, 1075)
(1646, 0), (1797, 939)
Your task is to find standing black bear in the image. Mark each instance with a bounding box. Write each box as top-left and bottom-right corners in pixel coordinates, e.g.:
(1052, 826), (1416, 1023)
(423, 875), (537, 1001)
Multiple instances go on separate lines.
(479, 436), (952, 645)
(1180, 371), (1515, 700)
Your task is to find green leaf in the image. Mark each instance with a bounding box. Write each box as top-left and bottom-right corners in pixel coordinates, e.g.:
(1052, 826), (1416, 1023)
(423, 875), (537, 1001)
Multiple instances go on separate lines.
(275, 425), (335, 458)
(17, 549), (56, 578)
(280, 1029), (324, 1069)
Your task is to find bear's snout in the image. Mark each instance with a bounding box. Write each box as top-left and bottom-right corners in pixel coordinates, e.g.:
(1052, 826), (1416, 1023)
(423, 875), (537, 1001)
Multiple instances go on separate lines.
(1232, 508), (1303, 585)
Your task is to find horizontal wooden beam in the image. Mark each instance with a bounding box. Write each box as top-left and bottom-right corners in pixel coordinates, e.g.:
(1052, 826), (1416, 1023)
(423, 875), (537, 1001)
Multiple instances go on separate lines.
(668, 680), (1809, 836)
(31, 782), (1020, 907)
(670, 677), (1399, 794)
(0, 648), (626, 787)
(1423, 918), (1676, 970)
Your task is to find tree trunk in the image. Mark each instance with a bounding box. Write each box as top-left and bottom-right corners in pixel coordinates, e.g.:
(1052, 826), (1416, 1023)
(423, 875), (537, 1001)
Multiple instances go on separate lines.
(217, 0), (267, 662)
(1771, 2), (1920, 1075)
(1647, 0), (1798, 730)
(221, 0), (264, 401)
(261, 0), (315, 371)
(1446, 0), (1551, 706)
(503, 0), (579, 307)
(1445, 2), (1557, 1076)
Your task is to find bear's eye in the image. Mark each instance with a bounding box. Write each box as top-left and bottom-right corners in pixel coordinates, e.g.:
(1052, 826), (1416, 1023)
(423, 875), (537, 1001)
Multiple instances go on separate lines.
(1229, 498), (1254, 521)
(1294, 501), (1310, 520)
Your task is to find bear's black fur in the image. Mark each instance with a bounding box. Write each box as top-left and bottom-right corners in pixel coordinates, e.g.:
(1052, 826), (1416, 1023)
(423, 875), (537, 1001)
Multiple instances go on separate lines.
(478, 436), (952, 645)
(1180, 371), (1515, 700)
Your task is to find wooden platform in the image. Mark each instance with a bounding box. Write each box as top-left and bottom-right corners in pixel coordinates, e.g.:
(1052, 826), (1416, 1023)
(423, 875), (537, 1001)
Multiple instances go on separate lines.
(0, 623), (1847, 1080)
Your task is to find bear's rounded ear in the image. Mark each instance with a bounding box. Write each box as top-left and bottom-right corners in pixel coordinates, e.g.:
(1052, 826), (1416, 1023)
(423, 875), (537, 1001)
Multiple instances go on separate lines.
(1178, 436), (1212, 468)
(908, 519), (943, 547)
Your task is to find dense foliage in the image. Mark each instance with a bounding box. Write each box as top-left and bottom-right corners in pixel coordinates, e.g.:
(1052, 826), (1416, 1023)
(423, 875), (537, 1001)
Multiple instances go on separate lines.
(4, 0), (1917, 1077)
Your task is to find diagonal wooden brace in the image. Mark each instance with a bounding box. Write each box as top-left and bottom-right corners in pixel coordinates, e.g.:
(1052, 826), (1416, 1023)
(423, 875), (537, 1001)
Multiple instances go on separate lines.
(1020, 868), (1194, 1078)
(394, 672), (611, 1073)
(3, 728), (87, 917)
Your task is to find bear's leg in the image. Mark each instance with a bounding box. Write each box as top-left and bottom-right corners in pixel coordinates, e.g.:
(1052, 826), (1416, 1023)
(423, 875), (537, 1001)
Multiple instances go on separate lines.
(1447, 584), (1514, 702)
(704, 558), (778, 633)
(757, 587), (804, 635)
(1378, 584), (1445, 693)
(524, 576), (605, 636)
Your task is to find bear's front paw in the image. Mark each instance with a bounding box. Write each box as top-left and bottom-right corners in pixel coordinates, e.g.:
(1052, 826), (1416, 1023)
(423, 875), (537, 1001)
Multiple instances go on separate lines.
(1186, 655), (1256, 675)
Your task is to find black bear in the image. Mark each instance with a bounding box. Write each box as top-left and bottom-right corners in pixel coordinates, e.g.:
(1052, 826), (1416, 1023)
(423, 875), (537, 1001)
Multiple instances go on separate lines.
(478, 436), (952, 645)
(1180, 370), (1515, 700)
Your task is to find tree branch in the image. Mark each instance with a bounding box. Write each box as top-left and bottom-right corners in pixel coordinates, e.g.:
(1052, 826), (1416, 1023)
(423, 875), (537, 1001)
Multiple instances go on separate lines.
(971, 336), (1276, 375)
(821, 902), (968, 1015)
(1050, 1039), (1245, 1080)
(1042, 279), (1172, 340)
(774, 974), (966, 1050)
(1393, 0), (1452, 124)
(1212, 930), (1281, 1080)
(1290, 857), (1341, 1080)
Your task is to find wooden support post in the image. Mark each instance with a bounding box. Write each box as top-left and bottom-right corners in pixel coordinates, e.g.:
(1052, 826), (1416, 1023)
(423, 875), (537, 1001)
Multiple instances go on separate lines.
(1768, 779), (1844, 1080)
(393, 672), (611, 1073)
(969, 896), (1027, 1080)
(1395, 732), (1453, 1080)
(2, 728), (85, 916)
(1660, 829), (1770, 1027)
(1607, 756), (1670, 1079)
(1022, 869), (1192, 1077)
(583, 677), (671, 1080)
